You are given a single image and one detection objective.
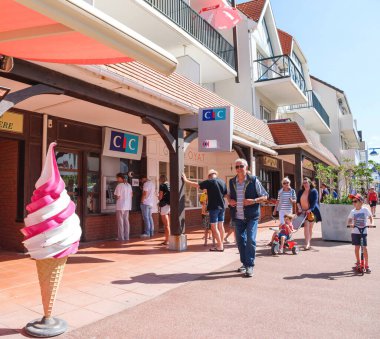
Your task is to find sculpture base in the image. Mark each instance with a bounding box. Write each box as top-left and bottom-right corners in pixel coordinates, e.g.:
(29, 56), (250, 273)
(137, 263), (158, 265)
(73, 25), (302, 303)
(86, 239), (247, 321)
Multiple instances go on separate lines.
(25, 317), (67, 337)
(168, 234), (187, 251)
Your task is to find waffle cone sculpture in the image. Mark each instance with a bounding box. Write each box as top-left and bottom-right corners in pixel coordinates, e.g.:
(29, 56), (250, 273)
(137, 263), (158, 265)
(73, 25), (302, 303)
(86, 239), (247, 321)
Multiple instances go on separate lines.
(36, 257), (68, 318)
(22, 142), (82, 337)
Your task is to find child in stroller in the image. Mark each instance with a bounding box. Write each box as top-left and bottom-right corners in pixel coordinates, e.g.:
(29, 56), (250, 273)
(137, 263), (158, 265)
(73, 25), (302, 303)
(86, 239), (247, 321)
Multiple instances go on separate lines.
(269, 214), (300, 255)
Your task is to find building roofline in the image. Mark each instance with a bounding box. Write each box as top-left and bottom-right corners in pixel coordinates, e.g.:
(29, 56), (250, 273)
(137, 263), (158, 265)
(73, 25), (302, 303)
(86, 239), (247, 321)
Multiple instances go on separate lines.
(310, 75), (344, 94)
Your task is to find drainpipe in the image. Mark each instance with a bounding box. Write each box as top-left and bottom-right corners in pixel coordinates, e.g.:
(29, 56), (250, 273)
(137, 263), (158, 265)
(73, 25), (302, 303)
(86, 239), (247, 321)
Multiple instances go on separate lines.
(231, 0), (240, 83)
(42, 113), (48, 165)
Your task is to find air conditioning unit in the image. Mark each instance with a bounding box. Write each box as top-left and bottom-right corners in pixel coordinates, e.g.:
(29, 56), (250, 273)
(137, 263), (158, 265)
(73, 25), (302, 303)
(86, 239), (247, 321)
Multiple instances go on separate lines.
(0, 55), (14, 72)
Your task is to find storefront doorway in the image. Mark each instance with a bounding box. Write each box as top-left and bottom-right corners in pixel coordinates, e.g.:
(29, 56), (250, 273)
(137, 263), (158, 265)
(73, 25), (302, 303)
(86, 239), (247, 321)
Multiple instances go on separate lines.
(0, 137), (22, 250)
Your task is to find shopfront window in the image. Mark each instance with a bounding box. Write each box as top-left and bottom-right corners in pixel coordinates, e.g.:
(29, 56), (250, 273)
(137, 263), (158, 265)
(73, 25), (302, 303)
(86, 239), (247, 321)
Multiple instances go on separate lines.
(56, 151), (79, 206)
(159, 161), (169, 178)
(184, 165), (204, 208)
(86, 153), (100, 214)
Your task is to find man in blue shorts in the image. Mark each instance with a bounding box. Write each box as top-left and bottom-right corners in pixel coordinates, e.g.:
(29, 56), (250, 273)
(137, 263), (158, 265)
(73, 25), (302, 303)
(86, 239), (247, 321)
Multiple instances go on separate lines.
(182, 169), (227, 251)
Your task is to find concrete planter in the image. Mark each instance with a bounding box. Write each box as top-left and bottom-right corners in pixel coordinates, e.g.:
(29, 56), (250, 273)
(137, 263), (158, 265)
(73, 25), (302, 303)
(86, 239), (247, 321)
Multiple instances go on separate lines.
(320, 204), (353, 242)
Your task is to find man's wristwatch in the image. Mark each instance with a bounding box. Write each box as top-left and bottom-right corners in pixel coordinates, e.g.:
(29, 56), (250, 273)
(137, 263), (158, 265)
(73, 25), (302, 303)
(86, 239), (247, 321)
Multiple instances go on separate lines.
(253, 198), (257, 204)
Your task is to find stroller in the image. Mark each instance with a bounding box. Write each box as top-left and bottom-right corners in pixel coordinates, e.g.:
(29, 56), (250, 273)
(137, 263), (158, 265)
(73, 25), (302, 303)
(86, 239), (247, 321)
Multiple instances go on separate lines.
(270, 213), (306, 255)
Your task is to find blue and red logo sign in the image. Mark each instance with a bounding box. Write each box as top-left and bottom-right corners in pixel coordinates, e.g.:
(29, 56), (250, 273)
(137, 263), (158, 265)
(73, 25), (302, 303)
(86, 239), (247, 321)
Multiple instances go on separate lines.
(109, 131), (139, 154)
(202, 108), (226, 121)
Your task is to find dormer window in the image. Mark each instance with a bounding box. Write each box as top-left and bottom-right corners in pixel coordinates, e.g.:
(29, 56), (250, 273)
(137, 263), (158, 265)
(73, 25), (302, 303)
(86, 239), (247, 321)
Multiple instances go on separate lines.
(262, 18), (274, 57)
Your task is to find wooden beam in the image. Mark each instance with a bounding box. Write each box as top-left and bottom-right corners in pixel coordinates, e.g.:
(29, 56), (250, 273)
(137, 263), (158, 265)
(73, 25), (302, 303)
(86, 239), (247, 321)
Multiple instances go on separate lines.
(4, 59), (179, 125)
(184, 131), (198, 151)
(143, 117), (175, 153)
(0, 84), (63, 116)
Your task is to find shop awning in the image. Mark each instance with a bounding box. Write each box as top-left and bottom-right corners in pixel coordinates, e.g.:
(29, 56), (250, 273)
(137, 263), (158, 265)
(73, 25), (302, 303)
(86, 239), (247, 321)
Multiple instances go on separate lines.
(0, 0), (177, 75)
(268, 121), (340, 166)
(232, 135), (277, 156)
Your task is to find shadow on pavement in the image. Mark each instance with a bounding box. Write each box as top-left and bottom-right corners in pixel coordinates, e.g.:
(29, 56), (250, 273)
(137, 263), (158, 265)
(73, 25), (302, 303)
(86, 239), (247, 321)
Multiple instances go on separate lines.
(283, 269), (358, 281)
(67, 256), (114, 264)
(0, 328), (21, 336)
(112, 270), (242, 285)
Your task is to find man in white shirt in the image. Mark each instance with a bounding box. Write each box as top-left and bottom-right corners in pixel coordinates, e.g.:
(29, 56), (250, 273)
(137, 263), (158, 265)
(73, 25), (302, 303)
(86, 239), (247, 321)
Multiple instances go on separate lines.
(114, 173), (133, 241)
(140, 176), (156, 237)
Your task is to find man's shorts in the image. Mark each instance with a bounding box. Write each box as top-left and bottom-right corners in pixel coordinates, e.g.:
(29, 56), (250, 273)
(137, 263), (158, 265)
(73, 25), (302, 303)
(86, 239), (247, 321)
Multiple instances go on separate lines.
(209, 209), (225, 224)
(160, 204), (170, 216)
(351, 233), (367, 246)
(369, 201), (377, 207)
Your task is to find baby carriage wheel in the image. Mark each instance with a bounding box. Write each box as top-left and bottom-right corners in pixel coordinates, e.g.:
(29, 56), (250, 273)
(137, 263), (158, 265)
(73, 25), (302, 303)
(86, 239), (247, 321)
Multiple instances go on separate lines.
(271, 243), (279, 255)
(292, 246), (300, 255)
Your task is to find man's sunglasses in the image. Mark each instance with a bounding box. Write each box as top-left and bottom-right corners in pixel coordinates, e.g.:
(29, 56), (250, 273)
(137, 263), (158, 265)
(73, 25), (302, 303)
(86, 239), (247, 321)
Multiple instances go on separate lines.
(352, 200), (358, 203)
(235, 165), (245, 169)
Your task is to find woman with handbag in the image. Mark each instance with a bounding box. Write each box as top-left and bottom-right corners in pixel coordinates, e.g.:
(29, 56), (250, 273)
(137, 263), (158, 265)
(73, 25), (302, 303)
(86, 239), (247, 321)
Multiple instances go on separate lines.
(296, 177), (322, 250)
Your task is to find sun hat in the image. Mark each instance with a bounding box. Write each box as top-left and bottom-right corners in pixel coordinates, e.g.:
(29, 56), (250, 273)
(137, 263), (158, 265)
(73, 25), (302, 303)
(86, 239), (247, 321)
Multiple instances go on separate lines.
(349, 193), (364, 202)
(208, 169), (218, 176)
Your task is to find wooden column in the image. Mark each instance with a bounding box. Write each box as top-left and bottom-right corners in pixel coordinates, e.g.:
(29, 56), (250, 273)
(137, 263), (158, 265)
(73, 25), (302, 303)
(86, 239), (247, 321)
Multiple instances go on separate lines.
(143, 117), (186, 250)
(169, 125), (185, 236)
(295, 152), (304, 191)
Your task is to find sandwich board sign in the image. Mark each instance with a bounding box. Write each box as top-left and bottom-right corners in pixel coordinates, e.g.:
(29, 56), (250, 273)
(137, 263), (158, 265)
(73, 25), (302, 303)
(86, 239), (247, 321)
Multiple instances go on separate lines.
(198, 106), (234, 152)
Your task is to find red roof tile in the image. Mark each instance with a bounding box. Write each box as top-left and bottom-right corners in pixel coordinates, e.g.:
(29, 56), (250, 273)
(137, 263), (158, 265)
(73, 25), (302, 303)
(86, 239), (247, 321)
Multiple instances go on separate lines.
(103, 62), (275, 145)
(268, 122), (339, 166)
(237, 0), (266, 22)
(277, 29), (293, 55)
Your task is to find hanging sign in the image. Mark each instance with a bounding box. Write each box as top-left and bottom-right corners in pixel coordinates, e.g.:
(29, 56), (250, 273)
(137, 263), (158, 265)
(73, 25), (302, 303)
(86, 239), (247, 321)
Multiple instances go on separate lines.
(263, 156), (278, 169)
(0, 111), (23, 133)
(102, 127), (143, 160)
(198, 106), (233, 152)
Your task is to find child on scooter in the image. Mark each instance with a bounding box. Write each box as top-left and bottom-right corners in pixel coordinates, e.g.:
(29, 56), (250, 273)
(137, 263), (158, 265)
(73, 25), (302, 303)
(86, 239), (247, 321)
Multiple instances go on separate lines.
(347, 193), (373, 273)
(269, 214), (294, 253)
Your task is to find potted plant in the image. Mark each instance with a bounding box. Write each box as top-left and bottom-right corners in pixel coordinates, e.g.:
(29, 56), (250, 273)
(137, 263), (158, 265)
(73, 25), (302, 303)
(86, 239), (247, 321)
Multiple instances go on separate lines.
(315, 160), (377, 242)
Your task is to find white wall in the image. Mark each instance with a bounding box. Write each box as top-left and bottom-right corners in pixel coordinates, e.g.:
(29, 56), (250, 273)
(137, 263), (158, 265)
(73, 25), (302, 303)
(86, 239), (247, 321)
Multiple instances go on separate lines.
(311, 78), (342, 161)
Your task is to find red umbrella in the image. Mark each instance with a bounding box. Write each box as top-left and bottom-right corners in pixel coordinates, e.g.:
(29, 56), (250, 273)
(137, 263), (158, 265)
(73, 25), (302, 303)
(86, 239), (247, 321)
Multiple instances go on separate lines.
(199, 0), (241, 30)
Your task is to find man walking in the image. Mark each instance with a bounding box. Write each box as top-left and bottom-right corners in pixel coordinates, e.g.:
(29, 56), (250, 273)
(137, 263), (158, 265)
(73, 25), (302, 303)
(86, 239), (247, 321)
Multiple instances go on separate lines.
(228, 159), (268, 277)
(140, 176), (155, 237)
(182, 169), (227, 251)
(114, 173), (133, 241)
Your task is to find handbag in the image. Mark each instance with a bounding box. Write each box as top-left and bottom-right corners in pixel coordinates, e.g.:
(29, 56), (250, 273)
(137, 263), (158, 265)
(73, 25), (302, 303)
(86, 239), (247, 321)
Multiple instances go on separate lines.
(307, 211), (315, 222)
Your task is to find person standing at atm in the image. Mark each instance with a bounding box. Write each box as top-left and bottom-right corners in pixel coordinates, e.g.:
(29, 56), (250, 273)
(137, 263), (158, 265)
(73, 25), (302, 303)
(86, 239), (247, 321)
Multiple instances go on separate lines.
(114, 173), (133, 241)
(141, 176), (156, 237)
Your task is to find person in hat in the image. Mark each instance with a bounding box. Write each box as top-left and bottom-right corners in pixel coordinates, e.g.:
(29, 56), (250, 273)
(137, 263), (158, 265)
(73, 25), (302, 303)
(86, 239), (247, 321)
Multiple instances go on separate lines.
(347, 193), (374, 273)
(182, 169), (227, 252)
(367, 187), (378, 217)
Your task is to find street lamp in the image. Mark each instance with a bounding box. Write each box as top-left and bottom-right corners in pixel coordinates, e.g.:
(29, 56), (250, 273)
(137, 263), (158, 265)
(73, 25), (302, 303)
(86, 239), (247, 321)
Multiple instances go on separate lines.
(369, 148), (380, 156)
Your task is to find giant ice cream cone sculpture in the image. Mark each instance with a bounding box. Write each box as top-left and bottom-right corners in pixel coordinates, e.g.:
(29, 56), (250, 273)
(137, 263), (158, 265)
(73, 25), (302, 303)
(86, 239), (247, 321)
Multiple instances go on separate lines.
(22, 142), (81, 337)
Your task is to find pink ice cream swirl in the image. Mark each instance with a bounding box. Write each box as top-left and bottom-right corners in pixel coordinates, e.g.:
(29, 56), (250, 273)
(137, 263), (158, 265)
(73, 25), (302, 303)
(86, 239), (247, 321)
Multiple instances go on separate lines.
(21, 142), (82, 259)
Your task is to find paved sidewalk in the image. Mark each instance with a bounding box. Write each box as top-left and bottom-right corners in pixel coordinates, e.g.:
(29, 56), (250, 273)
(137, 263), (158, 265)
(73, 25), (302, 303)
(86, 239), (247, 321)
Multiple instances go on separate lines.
(0, 222), (276, 338)
(66, 217), (380, 339)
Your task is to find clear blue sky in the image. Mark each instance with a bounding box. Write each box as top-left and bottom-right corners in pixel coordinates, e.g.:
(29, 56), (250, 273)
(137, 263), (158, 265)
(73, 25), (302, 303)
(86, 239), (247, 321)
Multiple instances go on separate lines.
(237, 0), (380, 163)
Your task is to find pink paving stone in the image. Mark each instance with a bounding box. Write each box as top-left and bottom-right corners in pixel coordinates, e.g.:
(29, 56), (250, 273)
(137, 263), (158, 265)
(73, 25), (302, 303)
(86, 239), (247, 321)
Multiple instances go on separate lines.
(57, 308), (105, 329)
(84, 299), (128, 316)
(0, 308), (41, 331)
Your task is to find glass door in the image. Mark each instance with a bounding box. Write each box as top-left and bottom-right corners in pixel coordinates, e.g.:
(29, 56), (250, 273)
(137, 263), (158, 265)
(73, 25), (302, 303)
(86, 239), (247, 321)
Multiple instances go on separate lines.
(55, 149), (83, 229)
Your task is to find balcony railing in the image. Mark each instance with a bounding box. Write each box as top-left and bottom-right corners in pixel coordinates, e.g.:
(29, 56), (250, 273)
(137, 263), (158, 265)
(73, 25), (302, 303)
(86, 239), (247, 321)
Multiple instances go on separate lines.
(287, 90), (330, 128)
(254, 55), (306, 93)
(143, 0), (235, 69)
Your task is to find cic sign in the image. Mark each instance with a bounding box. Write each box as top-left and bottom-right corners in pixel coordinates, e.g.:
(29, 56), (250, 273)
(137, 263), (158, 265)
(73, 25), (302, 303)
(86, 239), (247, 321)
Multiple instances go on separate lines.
(102, 127), (143, 160)
(198, 106), (233, 152)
